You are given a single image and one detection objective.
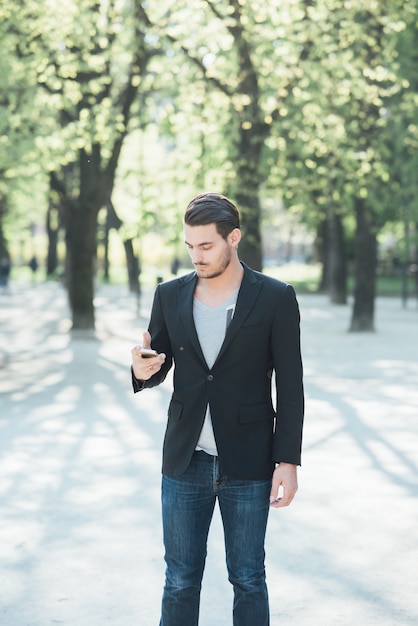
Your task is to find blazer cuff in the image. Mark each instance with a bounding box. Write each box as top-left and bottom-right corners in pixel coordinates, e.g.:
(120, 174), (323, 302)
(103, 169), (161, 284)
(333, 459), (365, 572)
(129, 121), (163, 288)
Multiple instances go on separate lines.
(131, 366), (146, 392)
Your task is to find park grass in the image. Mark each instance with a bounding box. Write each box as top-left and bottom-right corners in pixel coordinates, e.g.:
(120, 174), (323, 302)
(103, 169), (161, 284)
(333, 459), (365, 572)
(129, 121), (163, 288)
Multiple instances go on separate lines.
(6, 261), (416, 300)
(264, 263), (321, 292)
(266, 262), (416, 299)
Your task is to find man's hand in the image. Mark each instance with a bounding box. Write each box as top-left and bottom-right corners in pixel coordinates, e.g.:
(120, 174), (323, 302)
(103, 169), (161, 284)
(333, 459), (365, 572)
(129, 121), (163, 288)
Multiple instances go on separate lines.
(270, 462), (298, 509)
(131, 330), (166, 381)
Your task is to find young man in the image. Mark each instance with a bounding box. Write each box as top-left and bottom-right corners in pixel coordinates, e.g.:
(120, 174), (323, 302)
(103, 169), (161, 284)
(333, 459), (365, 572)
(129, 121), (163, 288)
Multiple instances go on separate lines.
(131, 192), (304, 626)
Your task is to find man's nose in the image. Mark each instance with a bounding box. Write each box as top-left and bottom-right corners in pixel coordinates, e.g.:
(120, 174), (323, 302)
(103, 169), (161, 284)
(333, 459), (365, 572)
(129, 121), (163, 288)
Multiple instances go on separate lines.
(191, 251), (203, 264)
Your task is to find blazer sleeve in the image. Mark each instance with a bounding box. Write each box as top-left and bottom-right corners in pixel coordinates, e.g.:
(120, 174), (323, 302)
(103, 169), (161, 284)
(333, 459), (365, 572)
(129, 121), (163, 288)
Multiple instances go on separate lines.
(131, 284), (173, 393)
(271, 284), (304, 465)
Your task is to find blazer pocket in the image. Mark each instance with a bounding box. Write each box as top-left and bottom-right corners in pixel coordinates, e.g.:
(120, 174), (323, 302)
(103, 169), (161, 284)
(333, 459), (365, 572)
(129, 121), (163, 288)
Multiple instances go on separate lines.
(240, 321), (265, 329)
(168, 398), (183, 421)
(238, 403), (274, 424)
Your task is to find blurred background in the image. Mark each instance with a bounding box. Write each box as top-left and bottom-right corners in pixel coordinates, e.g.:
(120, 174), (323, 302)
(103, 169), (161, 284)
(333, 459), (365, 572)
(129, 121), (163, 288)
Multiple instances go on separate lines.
(1, 0), (417, 331)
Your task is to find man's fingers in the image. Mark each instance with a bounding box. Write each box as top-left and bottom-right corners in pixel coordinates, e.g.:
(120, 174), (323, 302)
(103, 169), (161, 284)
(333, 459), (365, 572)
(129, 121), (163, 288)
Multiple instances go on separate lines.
(270, 486), (295, 508)
(142, 330), (152, 349)
(270, 490), (294, 508)
(269, 464), (298, 509)
(269, 484), (283, 503)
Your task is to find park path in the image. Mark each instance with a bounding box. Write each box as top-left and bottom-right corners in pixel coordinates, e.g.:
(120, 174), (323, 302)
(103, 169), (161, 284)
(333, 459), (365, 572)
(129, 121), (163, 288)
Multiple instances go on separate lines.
(0, 280), (417, 626)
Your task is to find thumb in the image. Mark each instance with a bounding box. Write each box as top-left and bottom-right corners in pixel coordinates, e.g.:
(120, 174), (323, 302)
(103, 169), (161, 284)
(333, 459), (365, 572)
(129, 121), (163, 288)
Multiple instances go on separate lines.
(142, 330), (152, 349)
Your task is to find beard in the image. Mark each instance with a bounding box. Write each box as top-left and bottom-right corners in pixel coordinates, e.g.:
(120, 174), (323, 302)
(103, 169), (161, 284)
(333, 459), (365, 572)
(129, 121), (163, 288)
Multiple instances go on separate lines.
(194, 246), (232, 279)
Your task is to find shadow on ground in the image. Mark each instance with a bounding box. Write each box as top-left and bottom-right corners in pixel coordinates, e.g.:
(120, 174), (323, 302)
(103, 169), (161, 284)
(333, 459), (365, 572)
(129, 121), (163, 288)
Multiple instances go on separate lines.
(0, 282), (417, 625)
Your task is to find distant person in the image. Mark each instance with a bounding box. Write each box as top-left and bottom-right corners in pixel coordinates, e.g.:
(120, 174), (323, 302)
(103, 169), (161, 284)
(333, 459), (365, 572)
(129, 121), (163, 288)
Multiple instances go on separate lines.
(170, 256), (180, 275)
(131, 192), (304, 626)
(29, 255), (38, 281)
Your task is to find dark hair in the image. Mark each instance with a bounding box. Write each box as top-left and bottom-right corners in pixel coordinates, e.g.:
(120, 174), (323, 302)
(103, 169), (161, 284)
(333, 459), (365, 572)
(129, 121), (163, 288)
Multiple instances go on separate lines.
(184, 192), (240, 239)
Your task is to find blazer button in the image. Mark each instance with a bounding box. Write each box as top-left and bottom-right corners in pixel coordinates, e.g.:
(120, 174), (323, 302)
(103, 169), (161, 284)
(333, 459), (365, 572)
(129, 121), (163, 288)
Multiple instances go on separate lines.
(207, 374), (214, 381)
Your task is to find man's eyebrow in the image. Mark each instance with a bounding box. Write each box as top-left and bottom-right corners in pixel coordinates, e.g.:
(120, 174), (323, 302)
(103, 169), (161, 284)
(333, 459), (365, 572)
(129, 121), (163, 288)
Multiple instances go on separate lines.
(184, 240), (214, 247)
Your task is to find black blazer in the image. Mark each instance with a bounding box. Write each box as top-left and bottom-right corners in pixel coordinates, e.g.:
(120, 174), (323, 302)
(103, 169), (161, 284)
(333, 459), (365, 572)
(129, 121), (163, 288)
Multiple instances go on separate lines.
(132, 263), (304, 480)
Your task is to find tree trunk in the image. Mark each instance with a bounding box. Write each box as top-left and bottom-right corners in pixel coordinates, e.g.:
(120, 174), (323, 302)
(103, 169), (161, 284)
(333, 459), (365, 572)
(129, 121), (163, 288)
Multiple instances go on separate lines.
(349, 198), (377, 332)
(102, 200), (124, 282)
(327, 211), (347, 304)
(66, 213), (98, 329)
(232, 123), (267, 271)
(66, 147), (102, 330)
(414, 222), (418, 305)
(219, 2), (267, 273)
(124, 238), (141, 295)
(46, 204), (60, 276)
(0, 196), (9, 261)
(103, 223), (110, 282)
(235, 183), (263, 271)
(316, 217), (328, 293)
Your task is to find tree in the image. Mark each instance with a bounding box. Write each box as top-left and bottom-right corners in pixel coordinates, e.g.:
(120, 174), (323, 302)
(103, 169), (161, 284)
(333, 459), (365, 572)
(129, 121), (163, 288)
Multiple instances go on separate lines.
(264, 0), (416, 328)
(148, 0), (321, 270)
(45, 181), (62, 277)
(0, 0), (45, 266)
(4, 0), (417, 334)
(345, 3), (416, 330)
(31, 0), (158, 329)
(385, 8), (418, 307)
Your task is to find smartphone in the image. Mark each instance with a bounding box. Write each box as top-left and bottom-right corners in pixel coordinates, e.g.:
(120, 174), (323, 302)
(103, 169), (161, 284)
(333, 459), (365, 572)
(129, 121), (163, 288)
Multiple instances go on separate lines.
(140, 348), (158, 358)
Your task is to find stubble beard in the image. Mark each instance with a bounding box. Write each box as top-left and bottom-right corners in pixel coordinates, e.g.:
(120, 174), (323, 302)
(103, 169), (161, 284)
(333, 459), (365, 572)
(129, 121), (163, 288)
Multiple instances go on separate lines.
(195, 247), (232, 280)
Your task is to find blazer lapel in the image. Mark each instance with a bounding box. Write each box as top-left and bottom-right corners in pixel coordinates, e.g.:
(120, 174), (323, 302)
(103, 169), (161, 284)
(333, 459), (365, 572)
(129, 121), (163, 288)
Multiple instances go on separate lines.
(215, 264), (263, 363)
(177, 272), (207, 364)
(176, 264), (263, 367)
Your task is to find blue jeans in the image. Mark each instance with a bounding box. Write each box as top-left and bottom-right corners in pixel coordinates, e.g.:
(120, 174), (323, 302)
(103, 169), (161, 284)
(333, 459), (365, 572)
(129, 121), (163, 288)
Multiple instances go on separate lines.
(159, 450), (271, 626)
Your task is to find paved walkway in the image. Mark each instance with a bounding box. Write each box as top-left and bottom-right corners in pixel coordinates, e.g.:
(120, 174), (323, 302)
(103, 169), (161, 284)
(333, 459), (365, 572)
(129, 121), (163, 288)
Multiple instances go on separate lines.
(0, 281), (417, 626)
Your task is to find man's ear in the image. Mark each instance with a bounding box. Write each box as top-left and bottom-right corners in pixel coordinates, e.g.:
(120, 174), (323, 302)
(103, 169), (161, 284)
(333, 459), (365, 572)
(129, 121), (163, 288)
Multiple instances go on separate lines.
(229, 228), (242, 247)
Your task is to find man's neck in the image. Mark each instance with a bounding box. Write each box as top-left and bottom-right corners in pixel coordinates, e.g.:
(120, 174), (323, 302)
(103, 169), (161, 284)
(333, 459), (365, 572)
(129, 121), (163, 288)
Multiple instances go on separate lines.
(195, 259), (243, 306)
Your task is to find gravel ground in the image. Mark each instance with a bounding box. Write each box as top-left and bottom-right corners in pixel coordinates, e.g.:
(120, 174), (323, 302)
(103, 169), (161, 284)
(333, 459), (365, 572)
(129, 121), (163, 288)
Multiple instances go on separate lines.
(0, 280), (417, 626)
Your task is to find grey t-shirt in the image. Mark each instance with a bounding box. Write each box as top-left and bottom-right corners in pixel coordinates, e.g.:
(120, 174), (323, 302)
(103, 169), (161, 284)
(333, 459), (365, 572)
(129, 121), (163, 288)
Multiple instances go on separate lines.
(193, 290), (238, 455)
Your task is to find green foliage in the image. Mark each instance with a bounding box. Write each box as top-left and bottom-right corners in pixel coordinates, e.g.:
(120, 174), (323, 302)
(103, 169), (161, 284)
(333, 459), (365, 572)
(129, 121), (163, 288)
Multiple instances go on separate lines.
(263, 0), (417, 235)
(1, 0), (417, 274)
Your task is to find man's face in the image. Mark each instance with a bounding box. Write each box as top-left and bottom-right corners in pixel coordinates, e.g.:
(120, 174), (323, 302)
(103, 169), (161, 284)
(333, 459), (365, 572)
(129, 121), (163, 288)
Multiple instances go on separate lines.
(184, 223), (234, 280)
